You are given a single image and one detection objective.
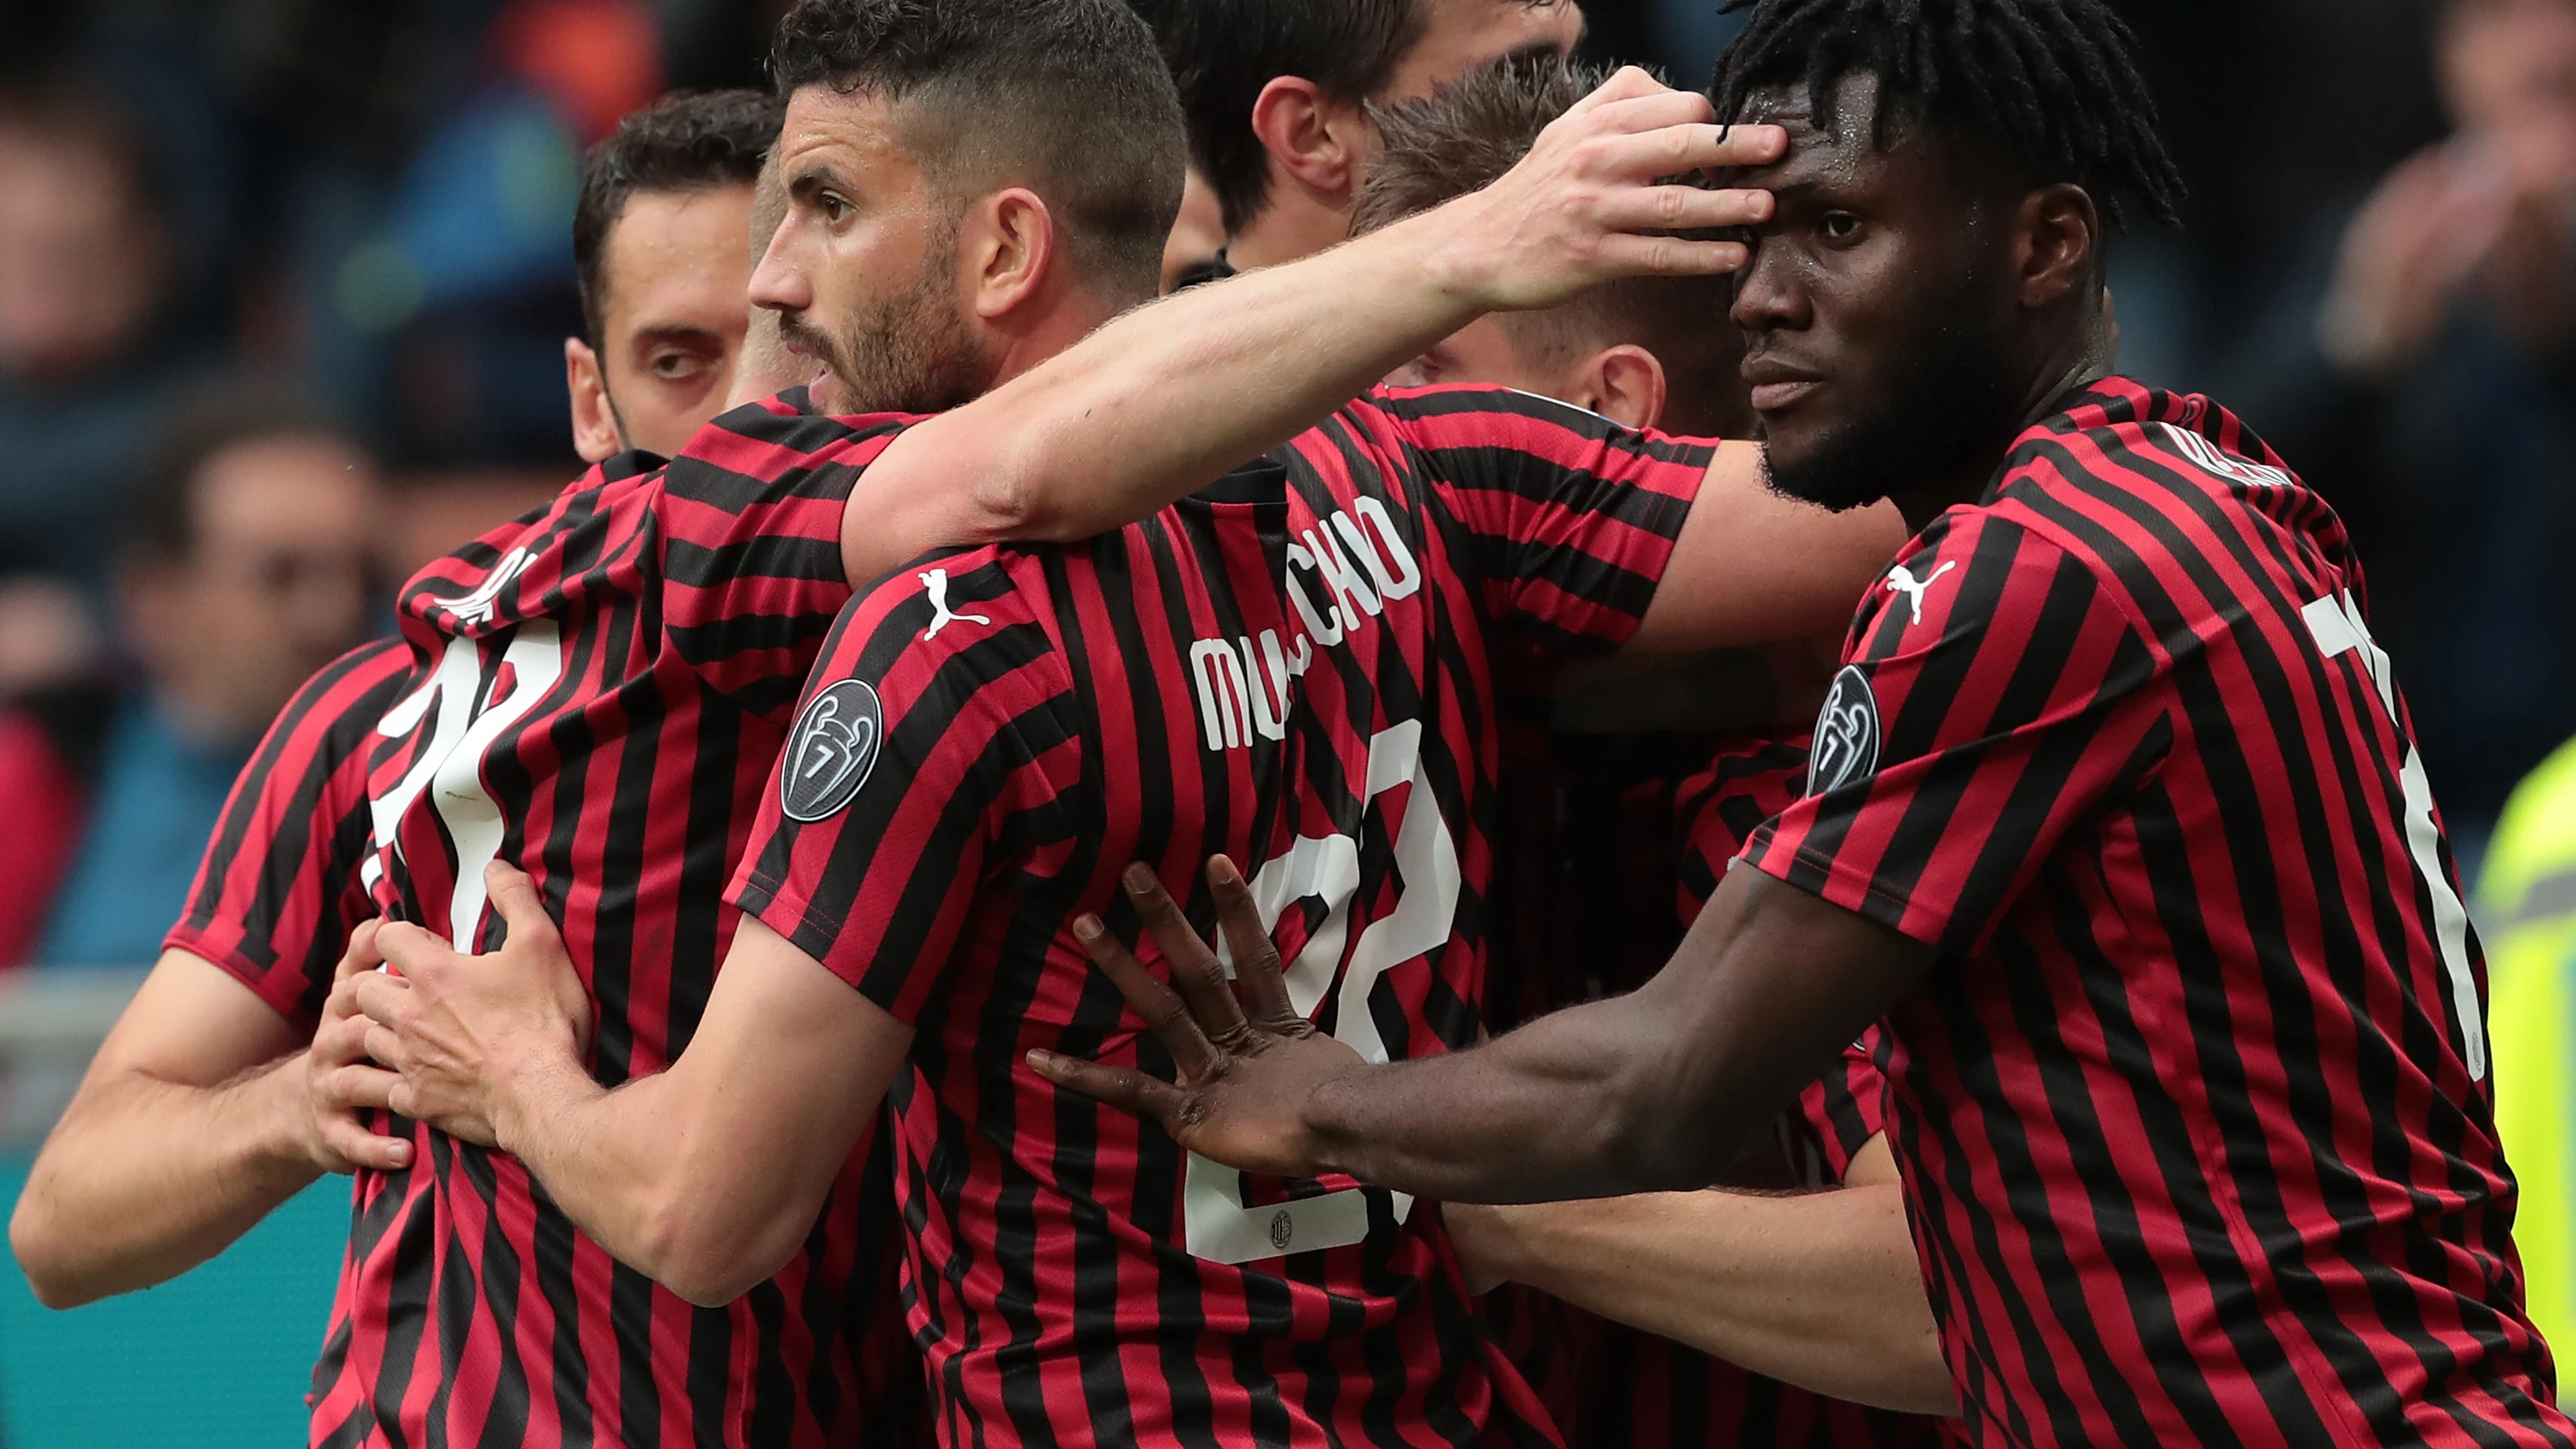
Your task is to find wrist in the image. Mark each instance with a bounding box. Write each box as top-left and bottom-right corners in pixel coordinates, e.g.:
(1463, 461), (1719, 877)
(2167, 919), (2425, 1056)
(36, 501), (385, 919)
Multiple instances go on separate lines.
(258, 1055), (331, 1179)
(489, 1044), (585, 1160)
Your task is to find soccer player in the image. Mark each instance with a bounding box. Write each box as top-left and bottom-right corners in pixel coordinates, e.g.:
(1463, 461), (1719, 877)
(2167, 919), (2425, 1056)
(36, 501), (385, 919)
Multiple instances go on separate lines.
(1150, 0), (1584, 273)
(129, 9), (1808, 1449)
(1035, 3), (2576, 1446)
(565, 89), (784, 462)
(1351, 52), (1950, 1444)
(12, 81), (911, 1447)
(349, 28), (1908, 1449)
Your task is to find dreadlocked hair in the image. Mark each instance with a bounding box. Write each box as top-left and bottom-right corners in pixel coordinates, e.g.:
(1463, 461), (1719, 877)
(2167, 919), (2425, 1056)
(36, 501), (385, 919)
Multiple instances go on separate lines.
(1711, 0), (2185, 231)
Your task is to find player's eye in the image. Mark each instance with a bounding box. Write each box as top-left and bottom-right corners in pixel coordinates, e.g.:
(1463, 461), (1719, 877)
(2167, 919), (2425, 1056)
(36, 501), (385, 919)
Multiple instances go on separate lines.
(818, 193), (853, 224)
(650, 351), (710, 382)
(1819, 212), (1866, 246)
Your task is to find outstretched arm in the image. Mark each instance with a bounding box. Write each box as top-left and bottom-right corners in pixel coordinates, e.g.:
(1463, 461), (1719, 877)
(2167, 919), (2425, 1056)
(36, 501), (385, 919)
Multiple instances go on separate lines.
(1030, 858), (1931, 1205)
(841, 69), (1786, 583)
(12, 942), (407, 1307)
(361, 865), (908, 1307)
(1444, 1137), (1954, 1415)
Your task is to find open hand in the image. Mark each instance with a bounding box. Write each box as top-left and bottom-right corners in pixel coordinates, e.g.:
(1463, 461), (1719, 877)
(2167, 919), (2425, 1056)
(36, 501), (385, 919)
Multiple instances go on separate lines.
(1451, 65), (1785, 314)
(299, 920), (412, 1173)
(1028, 857), (1361, 1181)
(355, 862), (592, 1149)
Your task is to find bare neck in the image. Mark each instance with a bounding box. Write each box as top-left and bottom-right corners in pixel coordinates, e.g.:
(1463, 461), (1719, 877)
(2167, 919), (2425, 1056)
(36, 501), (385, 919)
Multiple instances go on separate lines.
(1224, 189), (1357, 272)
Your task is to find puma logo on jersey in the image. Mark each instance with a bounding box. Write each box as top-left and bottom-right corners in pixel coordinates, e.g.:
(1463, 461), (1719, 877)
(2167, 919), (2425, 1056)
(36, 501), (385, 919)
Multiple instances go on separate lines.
(1883, 561), (1957, 627)
(920, 568), (991, 641)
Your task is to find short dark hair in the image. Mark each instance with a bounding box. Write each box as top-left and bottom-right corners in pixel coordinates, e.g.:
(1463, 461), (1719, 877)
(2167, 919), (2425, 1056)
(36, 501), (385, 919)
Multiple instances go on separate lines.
(1147, 0), (1434, 235)
(123, 384), (348, 565)
(1712, 0), (2185, 233)
(572, 89), (785, 343)
(771, 0), (1186, 303)
(1354, 52), (1747, 434)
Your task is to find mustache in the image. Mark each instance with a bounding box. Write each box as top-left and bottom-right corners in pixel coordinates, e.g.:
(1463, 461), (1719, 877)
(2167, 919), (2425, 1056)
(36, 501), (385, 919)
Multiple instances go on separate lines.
(775, 313), (841, 368)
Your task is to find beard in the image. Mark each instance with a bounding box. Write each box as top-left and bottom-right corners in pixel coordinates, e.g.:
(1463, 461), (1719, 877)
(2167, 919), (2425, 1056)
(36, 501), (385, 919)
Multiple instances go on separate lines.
(1758, 272), (2025, 515)
(780, 223), (995, 415)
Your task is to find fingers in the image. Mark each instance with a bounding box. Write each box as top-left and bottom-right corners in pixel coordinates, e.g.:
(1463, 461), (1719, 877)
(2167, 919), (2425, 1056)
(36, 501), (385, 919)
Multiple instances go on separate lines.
(1592, 234), (1753, 279)
(335, 919), (386, 982)
(1559, 64), (1673, 121)
(352, 972), (410, 1031)
(1123, 863), (1249, 1042)
(1025, 1049), (1194, 1125)
(311, 1002), (377, 1067)
(484, 861), (560, 953)
(375, 920), (454, 980)
(1074, 912), (1217, 1082)
(1206, 857), (1297, 1027)
(362, 1023), (410, 1074)
(318, 1108), (412, 1173)
(318, 1061), (401, 1115)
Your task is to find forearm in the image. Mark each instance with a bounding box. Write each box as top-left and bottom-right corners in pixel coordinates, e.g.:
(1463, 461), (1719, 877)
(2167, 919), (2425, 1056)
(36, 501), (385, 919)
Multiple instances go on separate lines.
(1467, 1187), (1953, 1414)
(12, 1056), (319, 1307)
(491, 1058), (766, 1305)
(1303, 985), (1757, 1203)
(863, 212), (1483, 564)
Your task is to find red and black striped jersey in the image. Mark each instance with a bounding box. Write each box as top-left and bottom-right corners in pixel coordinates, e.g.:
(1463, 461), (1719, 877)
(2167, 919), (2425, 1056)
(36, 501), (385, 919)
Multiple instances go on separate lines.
(1492, 737), (1938, 1449)
(730, 385), (1708, 1449)
(315, 397), (925, 1448)
(169, 638), (417, 1030)
(1747, 378), (2567, 1449)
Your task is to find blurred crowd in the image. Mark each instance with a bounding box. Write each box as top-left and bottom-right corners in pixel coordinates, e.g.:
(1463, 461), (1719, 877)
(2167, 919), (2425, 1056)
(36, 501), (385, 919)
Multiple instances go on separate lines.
(0, 0), (2567, 968)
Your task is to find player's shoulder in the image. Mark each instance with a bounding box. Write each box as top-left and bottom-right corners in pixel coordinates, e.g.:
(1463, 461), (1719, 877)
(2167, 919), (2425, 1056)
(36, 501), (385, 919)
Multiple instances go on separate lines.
(276, 636), (418, 743)
(1990, 378), (2312, 543)
(1340, 381), (1703, 457)
(665, 395), (924, 504)
(835, 543), (1066, 682)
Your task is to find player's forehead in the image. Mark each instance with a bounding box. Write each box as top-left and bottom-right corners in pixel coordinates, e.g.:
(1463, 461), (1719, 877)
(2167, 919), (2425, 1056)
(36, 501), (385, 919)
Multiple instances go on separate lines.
(1727, 74), (1953, 206)
(601, 185), (756, 332)
(775, 84), (926, 197)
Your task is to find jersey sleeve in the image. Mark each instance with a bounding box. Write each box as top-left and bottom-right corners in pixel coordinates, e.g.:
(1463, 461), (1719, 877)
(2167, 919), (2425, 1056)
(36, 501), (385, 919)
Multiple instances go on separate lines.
(1673, 730), (1814, 927)
(1369, 386), (1710, 654)
(1792, 1028), (1893, 1183)
(726, 554), (1084, 1022)
(659, 403), (921, 724)
(1742, 510), (2170, 955)
(164, 639), (415, 1032)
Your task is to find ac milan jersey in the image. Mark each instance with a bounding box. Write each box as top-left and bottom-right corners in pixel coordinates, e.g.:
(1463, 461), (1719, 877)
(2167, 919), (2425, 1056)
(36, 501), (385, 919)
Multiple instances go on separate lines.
(730, 385), (1708, 1448)
(1747, 378), (2567, 1449)
(314, 397), (924, 1448)
(170, 638), (417, 1028)
(1489, 735), (1938, 1449)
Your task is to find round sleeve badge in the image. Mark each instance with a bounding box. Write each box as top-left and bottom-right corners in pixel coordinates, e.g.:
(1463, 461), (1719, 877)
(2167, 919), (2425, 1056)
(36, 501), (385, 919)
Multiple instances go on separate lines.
(781, 680), (884, 822)
(1806, 665), (1881, 797)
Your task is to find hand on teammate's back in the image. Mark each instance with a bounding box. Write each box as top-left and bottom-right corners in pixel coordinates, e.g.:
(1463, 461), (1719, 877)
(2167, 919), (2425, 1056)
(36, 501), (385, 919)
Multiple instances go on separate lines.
(358, 864), (595, 1149)
(1443, 65), (1783, 314)
(1030, 858), (1359, 1181)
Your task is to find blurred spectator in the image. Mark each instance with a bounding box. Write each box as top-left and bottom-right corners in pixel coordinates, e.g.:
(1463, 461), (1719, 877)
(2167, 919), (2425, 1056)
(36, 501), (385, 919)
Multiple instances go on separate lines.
(3, 387), (381, 967)
(2233, 0), (2576, 841)
(0, 78), (201, 585)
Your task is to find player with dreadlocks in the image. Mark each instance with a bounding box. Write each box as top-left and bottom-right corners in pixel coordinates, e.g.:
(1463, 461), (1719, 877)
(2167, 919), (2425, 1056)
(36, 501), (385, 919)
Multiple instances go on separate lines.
(1039, 1), (2575, 1445)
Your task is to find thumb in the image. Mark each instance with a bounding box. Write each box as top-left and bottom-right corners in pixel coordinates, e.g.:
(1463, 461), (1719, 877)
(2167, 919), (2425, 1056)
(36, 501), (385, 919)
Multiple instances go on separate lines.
(485, 861), (560, 950)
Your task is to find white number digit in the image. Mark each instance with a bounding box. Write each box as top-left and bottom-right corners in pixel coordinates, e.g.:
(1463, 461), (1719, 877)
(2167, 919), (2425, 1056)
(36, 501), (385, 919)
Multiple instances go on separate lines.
(1182, 719), (1464, 1263)
(368, 622), (564, 949)
(2303, 591), (2483, 1080)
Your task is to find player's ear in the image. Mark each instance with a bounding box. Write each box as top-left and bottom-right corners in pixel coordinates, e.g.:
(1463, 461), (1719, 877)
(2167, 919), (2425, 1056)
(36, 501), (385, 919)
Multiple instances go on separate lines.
(963, 187), (1060, 323)
(2014, 184), (2099, 311)
(565, 337), (623, 463)
(1251, 75), (1366, 205)
(1575, 344), (1669, 432)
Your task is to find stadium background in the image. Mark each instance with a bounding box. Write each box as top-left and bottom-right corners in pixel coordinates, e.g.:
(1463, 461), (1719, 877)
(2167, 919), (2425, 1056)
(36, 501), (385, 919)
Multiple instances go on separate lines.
(0, 0), (2556, 1442)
